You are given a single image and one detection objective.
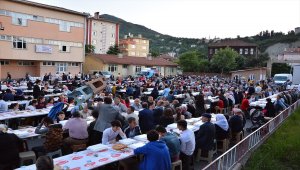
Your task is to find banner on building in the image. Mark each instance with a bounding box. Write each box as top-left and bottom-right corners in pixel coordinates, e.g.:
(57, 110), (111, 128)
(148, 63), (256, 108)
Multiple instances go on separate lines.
(35, 45), (52, 53)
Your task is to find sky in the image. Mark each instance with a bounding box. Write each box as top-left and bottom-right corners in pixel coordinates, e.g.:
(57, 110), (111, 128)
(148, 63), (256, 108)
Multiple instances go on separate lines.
(31, 0), (300, 39)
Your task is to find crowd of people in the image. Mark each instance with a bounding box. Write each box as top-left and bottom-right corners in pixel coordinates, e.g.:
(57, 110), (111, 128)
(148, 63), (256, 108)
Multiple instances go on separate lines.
(0, 72), (299, 170)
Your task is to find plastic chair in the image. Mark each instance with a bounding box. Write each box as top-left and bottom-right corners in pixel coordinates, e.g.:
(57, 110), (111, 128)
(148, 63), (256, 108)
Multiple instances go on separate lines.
(19, 151), (36, 165)
(217, 139), (229, 153)
(171, 160), (182, 170)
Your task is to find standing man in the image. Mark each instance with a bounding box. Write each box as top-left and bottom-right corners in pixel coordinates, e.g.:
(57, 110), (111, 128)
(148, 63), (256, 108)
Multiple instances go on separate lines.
(196, 113), (216, 156)
(138, 102), (154, 134)
(94, 97), (123, 143)
(177, 120), (195, 170)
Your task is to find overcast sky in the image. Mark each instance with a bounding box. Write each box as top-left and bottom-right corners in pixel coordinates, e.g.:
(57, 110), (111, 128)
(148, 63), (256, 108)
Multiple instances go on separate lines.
(31, 0), (300, 39)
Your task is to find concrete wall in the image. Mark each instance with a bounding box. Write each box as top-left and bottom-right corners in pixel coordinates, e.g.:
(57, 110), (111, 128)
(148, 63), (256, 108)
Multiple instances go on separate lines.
(82, 56), (105, 74)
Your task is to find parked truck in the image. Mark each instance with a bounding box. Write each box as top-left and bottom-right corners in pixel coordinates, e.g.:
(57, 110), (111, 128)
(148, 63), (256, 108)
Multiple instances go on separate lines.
(273, 73), (292, 85)
(293, 65), (300, 85)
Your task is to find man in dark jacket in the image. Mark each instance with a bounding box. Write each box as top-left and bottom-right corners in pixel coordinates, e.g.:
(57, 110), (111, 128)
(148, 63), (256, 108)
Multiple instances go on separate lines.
(33, 79), (42, 99)
(124, 117), (141, 138)
(0, 124), (23, 169)
(138, 102), (154, 134)
(196, 113), (216, 153)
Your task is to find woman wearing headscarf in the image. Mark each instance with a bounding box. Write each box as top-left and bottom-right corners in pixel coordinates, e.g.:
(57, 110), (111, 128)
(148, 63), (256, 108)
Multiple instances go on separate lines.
(215, 114), (229, 140)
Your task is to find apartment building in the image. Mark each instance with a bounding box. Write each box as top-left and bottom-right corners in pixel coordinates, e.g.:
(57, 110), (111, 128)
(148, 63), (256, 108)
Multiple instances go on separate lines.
(0, 0), (87, 79)
(119, 34), (149, 57)
(86, 12), (119, 54)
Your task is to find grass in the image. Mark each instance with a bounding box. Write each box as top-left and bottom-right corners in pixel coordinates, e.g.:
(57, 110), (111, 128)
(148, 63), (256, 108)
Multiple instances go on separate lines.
(244, 108), (300, 170)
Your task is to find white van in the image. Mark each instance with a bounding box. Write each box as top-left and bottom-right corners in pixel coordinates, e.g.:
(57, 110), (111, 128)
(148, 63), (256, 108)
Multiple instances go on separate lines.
(273, 74), (292, 85)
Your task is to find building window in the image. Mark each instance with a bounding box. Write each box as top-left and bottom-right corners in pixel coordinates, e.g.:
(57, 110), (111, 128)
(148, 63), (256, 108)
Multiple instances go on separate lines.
(18, 61), (34, 66)
(13, 37), (26, 49)
(130, 52), (136, 56)
(59, 45), (70, 52)
(0, 61), (9, 65)
(123, 65), (128, 68)
(70, 62), (79, 67)
(141, 53), (147, 57)
(93, 31), (97, 36)
(250, 48), (254, 55)
(136, 66), (141, 73)
(157, 66), (161, 73)
(43, 62), (55, 66)
(134, 39), (139, 43)
(143, 40), (147, 44)
(112, 34), (115, 38)
(239, 48), (243, 54)
(171, 67), (174, 73)
(131, 45), (136, 49)
(249, 74), (255, 80)
(12, 17), (27, 26)
(108, 64), (117, 72)
(214, 49), (218, 54)
(142, 46), (147, 50)
(209, 49), (213, 54)
(93, 40), (97, 45)
(244, 48), (249, 55)
(56, 63), (67, 72)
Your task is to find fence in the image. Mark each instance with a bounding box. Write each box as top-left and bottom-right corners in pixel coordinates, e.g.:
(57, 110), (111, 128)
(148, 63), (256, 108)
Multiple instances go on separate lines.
(203, 100), (300, 170)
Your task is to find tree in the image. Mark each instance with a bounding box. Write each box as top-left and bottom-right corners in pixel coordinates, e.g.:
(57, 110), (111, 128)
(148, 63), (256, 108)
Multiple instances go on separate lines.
(211, 47), (238, 74)
(85, 44), (95, 54)
(150, 50), (160, 57)
(271, 63), (292, 76)
(107, 45), (121, 55)
(235, 55), (246, 70)
(178, 51), (209, 72)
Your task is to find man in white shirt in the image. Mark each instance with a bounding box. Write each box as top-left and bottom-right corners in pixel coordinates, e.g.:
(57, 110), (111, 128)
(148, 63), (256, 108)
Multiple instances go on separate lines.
(102, 120), (127, 145)
(0, 95), (8, 112)
(177, 120), (195, 170)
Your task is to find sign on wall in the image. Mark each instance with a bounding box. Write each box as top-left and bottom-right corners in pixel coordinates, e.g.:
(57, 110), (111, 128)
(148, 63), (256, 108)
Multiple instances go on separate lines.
(35, 45), (52, 53)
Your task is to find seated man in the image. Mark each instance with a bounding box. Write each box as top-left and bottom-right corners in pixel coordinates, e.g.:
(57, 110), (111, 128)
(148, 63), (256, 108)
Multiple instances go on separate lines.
(156, 126), (181, 162)
(125, 106), (139, 124)
(0, 124), (23, 169)
(87, 110), (101, 146)
(0, 94), (8, 112)
(63, 112), (88, 154)
(134, 130), (171, 170)
(124, 117), (141, 138)
(132, 98), (142, 111)
(102, 120), (127, 145)
(26, 99), (38, 111)
(196, 113), (216, 156)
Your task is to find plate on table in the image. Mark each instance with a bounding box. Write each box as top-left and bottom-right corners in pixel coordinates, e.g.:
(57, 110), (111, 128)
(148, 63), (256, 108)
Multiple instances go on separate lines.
(118, 138), (137, 145)
(87, 144), (109, 152)
(127, 142), (146, 149)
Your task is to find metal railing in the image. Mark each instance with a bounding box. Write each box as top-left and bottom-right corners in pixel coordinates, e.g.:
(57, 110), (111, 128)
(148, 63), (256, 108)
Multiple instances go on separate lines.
(203, 100), (300, 170)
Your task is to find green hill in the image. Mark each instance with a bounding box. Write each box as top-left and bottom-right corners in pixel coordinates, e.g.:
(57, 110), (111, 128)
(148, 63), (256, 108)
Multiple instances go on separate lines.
(100, 14), (208, 56)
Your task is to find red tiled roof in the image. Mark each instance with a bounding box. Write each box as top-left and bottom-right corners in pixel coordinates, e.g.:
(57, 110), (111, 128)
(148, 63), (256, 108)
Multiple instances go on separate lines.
(209, 39), (257, 47)
(157, 54), (174, 60)
(89, 54), (178, 67)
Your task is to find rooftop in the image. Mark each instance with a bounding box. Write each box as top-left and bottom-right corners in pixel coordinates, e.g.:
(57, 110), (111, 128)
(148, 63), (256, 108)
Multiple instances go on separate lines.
(10, 0), (88, 16)
(229, 67), (267, 73)
(209, 39), (257, 47)
(88, 54), (178, 67)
